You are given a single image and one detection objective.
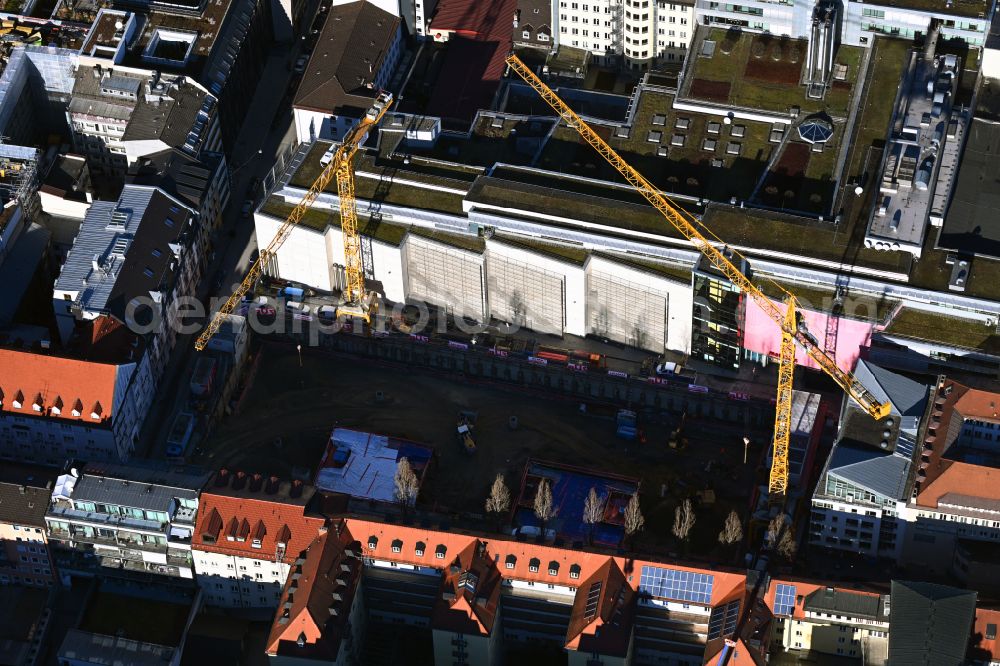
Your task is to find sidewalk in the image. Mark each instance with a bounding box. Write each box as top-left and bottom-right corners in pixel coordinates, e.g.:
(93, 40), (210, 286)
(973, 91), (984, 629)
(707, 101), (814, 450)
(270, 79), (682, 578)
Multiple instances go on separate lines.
(136, 47), (302, 459)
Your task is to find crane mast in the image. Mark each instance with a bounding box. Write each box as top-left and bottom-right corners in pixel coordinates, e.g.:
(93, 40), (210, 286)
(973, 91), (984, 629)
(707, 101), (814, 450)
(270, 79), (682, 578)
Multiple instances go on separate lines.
(194, 92), (393, 351)
(503, 55), (890, 428)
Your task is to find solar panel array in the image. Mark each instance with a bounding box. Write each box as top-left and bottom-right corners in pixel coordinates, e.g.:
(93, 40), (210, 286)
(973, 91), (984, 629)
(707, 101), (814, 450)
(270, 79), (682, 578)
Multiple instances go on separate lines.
(708, 599), (741, 639)
(584, 581), (603, 621)
(639, 566), (714, 605)
(774, 583), (797, 616)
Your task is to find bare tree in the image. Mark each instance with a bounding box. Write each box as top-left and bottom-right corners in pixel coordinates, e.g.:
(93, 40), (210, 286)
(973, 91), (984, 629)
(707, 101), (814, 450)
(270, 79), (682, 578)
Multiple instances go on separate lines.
(485, 473), (511, 530)
(623, 492), (644, 547)
(582, 487), (604, 544)
(672, 499), (696, 544)
(533, 479), (556, 539)
(718, 510), (743, 546)
(767, 514), (797, 560)
(393, 457), (419, 511)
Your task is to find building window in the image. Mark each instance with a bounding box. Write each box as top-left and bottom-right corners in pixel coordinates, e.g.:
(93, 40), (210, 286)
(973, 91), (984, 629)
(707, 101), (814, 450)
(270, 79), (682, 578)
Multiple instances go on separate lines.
(391, 539), (403, 553)
(436, 545), (447, 559)
(415, 542), (425, 557)
(529, 558), (540, 573)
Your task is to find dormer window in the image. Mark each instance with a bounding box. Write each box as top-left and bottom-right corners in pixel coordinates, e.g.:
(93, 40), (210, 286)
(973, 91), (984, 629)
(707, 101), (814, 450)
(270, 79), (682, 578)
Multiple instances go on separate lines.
(368, 536), (378, 550)
(529, 558), (540, 573)
(570, 564), (581, 579)
(32, 393), (43, 412)
(415, 541), (425, 556)
(391, 539), (403, 553)
(51, 396), (63, 415)
(435, 544), (447, 559)
(548, 561), (559, 576)
(12, 390), (23, 409)
(91, 401), (103, 421)
(505, 555), (516, 569)
(71, 399), (83, 417)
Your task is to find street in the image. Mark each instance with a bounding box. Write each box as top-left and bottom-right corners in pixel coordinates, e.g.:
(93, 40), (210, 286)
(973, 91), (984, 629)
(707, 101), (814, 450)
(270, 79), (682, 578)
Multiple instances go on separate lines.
(136, 40), (302, 458)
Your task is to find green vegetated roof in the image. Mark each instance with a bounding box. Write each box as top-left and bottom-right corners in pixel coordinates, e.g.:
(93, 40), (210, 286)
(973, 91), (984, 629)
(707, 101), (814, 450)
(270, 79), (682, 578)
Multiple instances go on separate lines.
(491, 233), (589, 265)
(685, 28), (862, 118)
(289, 142), (469, 215)
(882, 307), (1000, 353)
(260, 198), (408, 246)
(592, 251), (692, 283)
(874, 0), (989, 18)
(756, 278), (899, 323)
(409, 225), (485, 253)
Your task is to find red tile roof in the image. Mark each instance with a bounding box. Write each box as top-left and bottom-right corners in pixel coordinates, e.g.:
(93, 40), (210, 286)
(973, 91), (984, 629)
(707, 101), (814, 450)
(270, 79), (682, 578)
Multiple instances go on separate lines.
(566, 558), (635, 657)
(915, 379), (1000, 506)
(432, 539), (503, 635)
(917, 460), (1000, 507)
(266, 526), (362, 660)
(971, 607), (1000, 664)
(0, 347), (117, 425)
(345, 517), (746, 605)
(265, 516), (749, 663)
(426, 0), (516, 126)
(193, 470), (326, 564)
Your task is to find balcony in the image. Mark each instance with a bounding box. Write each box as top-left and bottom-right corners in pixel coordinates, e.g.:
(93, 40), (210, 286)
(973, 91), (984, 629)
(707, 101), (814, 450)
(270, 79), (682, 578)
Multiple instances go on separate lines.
(50, 527), (170, 554)
(47, 505), (165, 535)
(172, 506), (198, 525)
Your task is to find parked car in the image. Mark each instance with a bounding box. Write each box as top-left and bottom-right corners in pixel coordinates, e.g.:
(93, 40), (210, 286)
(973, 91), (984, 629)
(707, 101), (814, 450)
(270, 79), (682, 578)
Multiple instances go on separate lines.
(240, 199), (254, 217)
(293, 55), (308, 74)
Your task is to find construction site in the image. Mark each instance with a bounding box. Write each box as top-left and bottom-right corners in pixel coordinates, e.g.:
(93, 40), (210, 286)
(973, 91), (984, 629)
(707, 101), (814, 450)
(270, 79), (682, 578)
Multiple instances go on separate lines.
(196, 68), (889, 560)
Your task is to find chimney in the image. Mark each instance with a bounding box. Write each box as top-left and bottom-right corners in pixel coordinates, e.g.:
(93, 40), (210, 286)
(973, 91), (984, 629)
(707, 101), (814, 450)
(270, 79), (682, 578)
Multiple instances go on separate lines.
(290, 479), (304, 498)
(215, 469), (230, 487)
(232, 471), (247, 490)
(266, 475), (280, 494)
(249, 473), (263, 492)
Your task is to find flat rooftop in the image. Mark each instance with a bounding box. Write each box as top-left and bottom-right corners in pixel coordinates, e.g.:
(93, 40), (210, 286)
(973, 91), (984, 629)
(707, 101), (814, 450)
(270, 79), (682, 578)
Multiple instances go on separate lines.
(881, 307), (1000, 352)
(288, 143), (470, 215)
(867, 54), (960, 252)
(682, 28), (863, 119)
(938, 118), (1000, 259)
(862, 0), (991, 19)
(314, 428), (433, 503)
(79, 591), (191, 647)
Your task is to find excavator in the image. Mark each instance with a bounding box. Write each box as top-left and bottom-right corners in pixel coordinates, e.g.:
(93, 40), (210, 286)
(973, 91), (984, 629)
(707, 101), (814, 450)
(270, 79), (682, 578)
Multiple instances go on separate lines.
(195, 92), (393, 351)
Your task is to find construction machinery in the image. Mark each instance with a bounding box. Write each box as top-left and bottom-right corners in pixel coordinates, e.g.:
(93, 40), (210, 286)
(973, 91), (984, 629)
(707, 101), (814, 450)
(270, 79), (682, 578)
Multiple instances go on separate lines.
(504, 55), (891, 500)
(194, 91), (394, 351)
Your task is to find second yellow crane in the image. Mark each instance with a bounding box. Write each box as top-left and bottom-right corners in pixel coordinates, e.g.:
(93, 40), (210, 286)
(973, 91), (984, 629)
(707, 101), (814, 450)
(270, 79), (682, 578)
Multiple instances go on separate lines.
(504, 55), (890, 498)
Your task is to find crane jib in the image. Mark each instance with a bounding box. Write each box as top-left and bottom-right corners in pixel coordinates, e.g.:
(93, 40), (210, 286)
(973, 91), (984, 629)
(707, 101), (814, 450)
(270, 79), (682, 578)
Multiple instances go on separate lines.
(504, 55), (890, 422)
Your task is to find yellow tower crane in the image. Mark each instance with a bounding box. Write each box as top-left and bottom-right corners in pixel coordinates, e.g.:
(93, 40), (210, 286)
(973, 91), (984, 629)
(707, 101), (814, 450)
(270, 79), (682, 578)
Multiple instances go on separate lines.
(504, 55), (890, 497)
(195, 92), (393, 351)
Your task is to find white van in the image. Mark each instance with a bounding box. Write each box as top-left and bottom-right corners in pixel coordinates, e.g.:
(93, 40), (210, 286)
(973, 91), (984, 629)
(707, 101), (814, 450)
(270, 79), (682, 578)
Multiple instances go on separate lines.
(320, 147), (336, 166)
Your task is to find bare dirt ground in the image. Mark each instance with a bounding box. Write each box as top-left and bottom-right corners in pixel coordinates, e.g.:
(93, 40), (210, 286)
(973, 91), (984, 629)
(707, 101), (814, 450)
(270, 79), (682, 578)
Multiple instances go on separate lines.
(198, 343), (776, 556)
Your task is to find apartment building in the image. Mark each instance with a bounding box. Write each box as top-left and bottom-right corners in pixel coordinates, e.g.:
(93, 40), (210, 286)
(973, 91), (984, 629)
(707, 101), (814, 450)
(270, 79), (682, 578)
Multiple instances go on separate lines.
(897, 378), (1000, 582)
(0, 465), (57, 588)
(128, 150), (231, 256)
(53, 185), (201, 384)
(766, 579), (890, 664)
(292, 0), (404, 144)
(809, 360), (930, 559)
(555, 0), (695, 68)
(66, 61), (220, 182)
(193, 470), (326, 608)
(264, 516), (761, 666)
(44, 462), (208, 584)
(0, 320), (154, 464)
